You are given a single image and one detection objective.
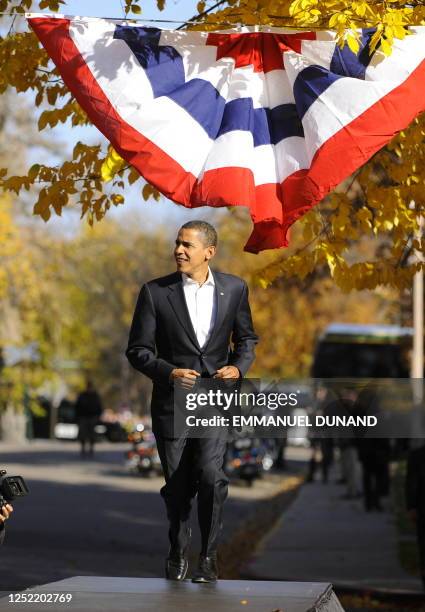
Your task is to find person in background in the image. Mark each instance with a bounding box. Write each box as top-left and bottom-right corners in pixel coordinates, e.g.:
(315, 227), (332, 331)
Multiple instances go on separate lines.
(333, 388), (361, 498)
(307, 387), (334, 484)
(357, 437), (390, 510)
(406, 443), (425, 590)
(355, 381), (390, 511)
(75, 380), (103, 458)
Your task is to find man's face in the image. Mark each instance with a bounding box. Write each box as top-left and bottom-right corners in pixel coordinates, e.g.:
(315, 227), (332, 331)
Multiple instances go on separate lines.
(174, 228), (215, 276)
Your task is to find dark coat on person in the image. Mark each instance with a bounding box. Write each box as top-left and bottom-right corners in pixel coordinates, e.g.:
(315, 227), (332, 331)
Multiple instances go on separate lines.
(406, 445), (425, 516)
(74, 390), (103, 421)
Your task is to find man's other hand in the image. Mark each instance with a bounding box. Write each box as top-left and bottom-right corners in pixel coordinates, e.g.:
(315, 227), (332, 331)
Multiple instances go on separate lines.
(214, 366), (240, 379)
(171, 369), (200, 389)
(0, 504), (13, 524)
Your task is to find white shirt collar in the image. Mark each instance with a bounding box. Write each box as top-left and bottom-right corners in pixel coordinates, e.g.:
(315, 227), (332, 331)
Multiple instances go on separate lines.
(182, 267), (215, 288)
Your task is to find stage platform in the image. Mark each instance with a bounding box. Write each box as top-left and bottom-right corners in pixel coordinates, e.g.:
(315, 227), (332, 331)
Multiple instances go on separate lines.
(0, 577), (345, 612)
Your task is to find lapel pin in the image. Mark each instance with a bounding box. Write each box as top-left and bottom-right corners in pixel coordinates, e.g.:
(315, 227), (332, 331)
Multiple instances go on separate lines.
(220, 292), (224, 295)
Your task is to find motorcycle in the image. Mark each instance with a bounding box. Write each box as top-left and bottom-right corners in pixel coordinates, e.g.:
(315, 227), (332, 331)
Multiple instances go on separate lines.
(126, 425), (162, 477)
(225, 436), (274, 486)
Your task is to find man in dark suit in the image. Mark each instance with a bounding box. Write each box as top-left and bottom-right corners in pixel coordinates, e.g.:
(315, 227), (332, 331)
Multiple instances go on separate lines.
(126, 220), (258, 583)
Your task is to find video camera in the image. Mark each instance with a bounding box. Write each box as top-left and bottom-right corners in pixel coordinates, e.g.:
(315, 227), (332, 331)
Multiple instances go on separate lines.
(0, 470), (29, 508)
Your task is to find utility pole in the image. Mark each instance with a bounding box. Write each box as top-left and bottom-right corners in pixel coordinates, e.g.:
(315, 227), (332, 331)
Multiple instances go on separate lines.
(411, 213), (424, 406)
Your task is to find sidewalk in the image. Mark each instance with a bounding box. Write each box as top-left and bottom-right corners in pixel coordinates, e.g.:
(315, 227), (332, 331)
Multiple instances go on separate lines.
(241, 477), (423, 594)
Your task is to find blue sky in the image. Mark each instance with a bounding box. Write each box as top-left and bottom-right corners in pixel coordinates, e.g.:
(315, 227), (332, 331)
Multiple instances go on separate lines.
(19, 0), (229, 235)
(54, 0), (198, 23)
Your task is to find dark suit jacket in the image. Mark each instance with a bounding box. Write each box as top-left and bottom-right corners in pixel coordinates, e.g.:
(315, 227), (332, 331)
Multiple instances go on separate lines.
(126, 270), (258, 436)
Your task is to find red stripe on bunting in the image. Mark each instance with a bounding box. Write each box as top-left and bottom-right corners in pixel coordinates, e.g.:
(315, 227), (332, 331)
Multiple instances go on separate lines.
(197, 42), (425, 253)
(28, 17), (197, 203)
(29, 17), (425, 253)
(206, 32), (316, 73)
(193, 170), (289, 251)
(272, 55), (425, 254)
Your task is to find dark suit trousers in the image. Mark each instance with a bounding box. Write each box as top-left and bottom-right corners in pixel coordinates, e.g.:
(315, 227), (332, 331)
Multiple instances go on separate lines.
(155, 434), (229, 556)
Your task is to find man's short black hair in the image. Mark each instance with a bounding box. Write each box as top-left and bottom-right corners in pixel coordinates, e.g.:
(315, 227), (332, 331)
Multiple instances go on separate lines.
(180, 220), (217, 247)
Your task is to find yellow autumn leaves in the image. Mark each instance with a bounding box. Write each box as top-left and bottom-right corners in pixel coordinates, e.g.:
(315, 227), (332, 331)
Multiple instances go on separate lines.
(238, 0), (421, 56)
(100, 146), (127, 183)
(0, 0), (424, 293)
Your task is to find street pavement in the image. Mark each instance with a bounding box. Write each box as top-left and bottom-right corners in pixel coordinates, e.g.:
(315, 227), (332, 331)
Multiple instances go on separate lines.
(0, 440), (305, 591)
(2, 439), (421, 599)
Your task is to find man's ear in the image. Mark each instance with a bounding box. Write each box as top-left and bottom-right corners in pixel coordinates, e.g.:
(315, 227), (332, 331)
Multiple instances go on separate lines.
(206, 245), (216, 261)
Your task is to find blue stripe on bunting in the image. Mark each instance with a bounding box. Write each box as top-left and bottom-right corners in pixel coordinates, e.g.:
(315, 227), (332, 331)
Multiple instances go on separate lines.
(293, 29), (376, 120)
(115, 26), (225, 138)
(330, 28), (376, 79)
(293, 65), (342, 120)
(218, 99), (303, 145)
(114, 26), (185, 98)
(114, 25), (304, 145)
(168, 78), (225, 140)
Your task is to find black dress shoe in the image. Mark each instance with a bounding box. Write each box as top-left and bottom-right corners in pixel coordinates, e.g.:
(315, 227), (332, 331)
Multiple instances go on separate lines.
(165, 527), (191, 581)
(191, 554), (218, 583)
(165, 553), (188, 581)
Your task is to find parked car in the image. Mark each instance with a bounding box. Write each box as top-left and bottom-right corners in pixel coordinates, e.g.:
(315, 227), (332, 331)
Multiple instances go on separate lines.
(54, 398), (128, 442)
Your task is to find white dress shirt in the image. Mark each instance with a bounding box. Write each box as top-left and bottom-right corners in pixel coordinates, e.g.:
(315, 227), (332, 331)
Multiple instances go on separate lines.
(182, 268), (216, 348)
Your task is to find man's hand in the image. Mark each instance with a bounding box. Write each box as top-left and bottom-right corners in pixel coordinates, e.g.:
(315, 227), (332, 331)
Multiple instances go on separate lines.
(0, 504), (13, 524)
(170, 369), (200, 389)
(214, 366), (240, 379)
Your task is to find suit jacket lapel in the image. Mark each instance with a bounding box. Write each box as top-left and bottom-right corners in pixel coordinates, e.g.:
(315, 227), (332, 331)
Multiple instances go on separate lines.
(167, 274), (201, 351)
(202, 271), (230, 351)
